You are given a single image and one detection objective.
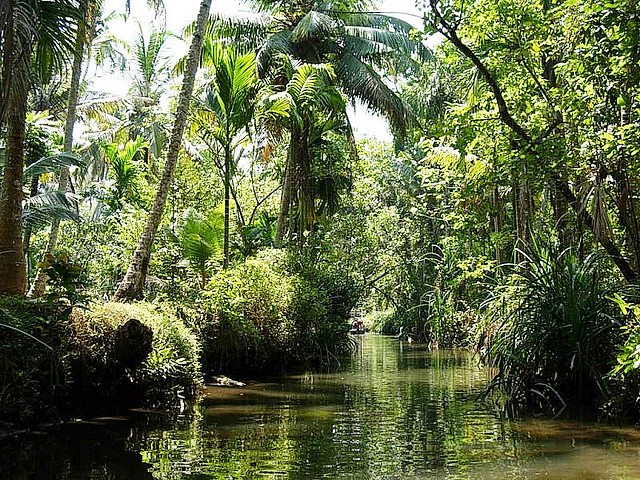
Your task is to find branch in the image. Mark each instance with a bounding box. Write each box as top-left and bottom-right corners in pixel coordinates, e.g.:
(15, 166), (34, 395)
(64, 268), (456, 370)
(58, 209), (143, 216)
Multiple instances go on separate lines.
(248, 185), (281, 226)
(518, 55), (554, 108)
(555, 179), (636, 283)
(428, 0), (638, 282)
(429, 0), (531, 143)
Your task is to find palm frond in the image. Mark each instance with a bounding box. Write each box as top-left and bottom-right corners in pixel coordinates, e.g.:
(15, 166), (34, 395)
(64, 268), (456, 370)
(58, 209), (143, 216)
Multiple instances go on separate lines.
(23, 190), (81, 231)
(256, 31), (293, 78)
(24, 152), (84, 178)
(287, 63), (336, 108)
(173, 209), (224, 274)
(131, 23), (171, 98)
(291, 10), (338, 43)
(177, 13), (269, 74)
(343, 26), (431, 65)
(0, 1), (36, 125)
(194, 43), (258, 146)
(336, 52), (416, 136)
(33, 0), (82, 84)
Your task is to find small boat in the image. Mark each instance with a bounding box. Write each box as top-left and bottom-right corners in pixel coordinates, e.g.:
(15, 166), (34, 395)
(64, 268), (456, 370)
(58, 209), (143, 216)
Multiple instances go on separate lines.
(350, 328), (365, 335)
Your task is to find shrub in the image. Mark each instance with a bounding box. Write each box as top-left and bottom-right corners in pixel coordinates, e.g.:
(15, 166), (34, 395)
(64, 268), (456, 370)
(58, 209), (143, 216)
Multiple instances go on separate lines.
(365, 309), (397, 334)
(196, 249), (352, 375)
(605, 296), (640, 418)
(480, 246), (623, 412)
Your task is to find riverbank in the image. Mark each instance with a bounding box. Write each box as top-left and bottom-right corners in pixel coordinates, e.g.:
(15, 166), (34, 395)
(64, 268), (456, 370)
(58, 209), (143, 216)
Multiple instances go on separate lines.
(4, 335), (640, 480)
(0, 251), (357, 429)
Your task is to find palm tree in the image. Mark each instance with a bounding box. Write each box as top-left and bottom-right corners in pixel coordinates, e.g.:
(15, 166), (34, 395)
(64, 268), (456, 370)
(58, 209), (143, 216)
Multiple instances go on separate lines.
(261, 60), (347, 245)
(29, 0), (101, 297)
(29, 1), (168, 297)
(191, 43), (259, 268)
(170, 209), (224, 288)
(197, 1), (429, 244)
(112, 0), (212, 301)
(0, 0), (80, 295)
(101, 137), (149, 211)
(206, 0), (430, 136)
(126, 22), (173, 160)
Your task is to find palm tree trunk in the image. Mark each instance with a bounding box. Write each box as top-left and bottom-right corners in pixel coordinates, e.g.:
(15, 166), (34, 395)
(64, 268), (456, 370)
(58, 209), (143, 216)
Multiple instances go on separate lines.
(0, 0), (32, 296)
(112, 0), (212, 301)
(551, 173), (571, 250)
(297, 120), (313, 244)
(275, 130), (297, 247)
(223, 144), (231, 269)
(514, 179), (532, 246)
(22, 174), (40, 284)
(0, 78), (28, 295)
(28, 6), (90, 298)
(492, 185), (504, 264)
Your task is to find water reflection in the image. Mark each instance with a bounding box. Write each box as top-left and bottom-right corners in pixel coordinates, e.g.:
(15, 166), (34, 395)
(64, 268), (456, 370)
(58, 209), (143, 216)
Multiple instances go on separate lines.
(2, 335), (640, 479)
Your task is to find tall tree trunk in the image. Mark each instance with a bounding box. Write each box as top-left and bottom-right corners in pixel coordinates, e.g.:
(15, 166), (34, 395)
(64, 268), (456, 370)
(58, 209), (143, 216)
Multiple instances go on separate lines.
(28, 5), (90, 298)
(512, 178), (533, 262)
(0, 0), (31, 296)
(551, 173), (571, 250)
(613, 103), (640, 271)
(22, 174), (40, 284)
(112, 0), (212, 301)
(275, 130), (297, 247)
(223, 144), (231, 269)
(0, 78), (28, 295)
(492, 184), (504, 264)
(555, 179), (637, 282)
(296, 120), (313, 244)
(615, 166), (640, 272)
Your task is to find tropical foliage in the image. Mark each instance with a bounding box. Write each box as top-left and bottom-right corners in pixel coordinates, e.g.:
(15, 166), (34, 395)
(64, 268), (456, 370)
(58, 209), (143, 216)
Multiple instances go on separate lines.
(2, 0), (640, 428)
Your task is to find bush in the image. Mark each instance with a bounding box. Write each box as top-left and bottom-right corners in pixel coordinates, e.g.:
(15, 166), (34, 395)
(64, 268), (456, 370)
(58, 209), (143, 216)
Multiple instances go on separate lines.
(480, 246), (623, 412)
(196, 249), (352, 375)
(0, 297), (202, 426)
(605, 296), (640, 418)
(364, 309), (396, 334)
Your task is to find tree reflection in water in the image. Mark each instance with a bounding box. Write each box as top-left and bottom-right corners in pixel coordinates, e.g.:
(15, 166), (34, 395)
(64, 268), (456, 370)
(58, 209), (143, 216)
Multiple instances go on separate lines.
(3, 335), (640, 479)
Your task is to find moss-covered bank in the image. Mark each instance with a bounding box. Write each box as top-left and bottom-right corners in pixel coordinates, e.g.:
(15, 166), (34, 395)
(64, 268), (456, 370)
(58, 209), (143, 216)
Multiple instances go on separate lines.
(0, 251), (357, 428)
(0, 298), (201, 427)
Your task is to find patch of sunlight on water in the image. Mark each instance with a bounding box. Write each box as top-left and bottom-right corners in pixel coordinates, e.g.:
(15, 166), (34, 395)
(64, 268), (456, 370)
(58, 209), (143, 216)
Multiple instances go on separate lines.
(3, 334), (640, 479)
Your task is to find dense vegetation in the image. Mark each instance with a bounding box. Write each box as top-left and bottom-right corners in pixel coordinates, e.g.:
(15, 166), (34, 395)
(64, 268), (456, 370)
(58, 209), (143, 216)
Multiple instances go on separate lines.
(1, 0), (640, 427)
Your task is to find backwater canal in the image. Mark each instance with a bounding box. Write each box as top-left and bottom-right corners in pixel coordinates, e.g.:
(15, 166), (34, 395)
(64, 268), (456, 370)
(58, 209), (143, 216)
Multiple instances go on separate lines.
(3, 334), (640, 479)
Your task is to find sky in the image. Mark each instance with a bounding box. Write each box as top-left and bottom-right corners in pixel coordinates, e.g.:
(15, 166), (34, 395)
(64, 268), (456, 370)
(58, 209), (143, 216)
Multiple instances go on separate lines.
(92, 0), (426, 141)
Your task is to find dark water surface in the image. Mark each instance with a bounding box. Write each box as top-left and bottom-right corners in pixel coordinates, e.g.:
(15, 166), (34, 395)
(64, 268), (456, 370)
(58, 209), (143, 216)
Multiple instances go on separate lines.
(3, 334), (640, 479)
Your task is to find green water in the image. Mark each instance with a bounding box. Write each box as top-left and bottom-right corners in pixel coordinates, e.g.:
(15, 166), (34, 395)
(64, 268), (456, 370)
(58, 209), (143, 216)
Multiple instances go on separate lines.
(3, 334), (640, 479)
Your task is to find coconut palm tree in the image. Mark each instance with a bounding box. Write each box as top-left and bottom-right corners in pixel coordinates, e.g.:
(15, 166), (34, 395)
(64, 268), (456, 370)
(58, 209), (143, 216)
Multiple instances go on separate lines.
(125, 22), (174, 160)
(28, 0), (101, 297)
(191, 43), (259, 268)
(29, 1), (168, 298)
(0, 0), (80, 295)
(261, 60), (347, 245)
(112, 0), (212, 301)
(193, 1), (429, 245)
(203, 0), (430, 137)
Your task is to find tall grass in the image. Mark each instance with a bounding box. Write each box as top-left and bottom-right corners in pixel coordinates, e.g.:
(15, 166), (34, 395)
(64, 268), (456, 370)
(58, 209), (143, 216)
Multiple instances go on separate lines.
(480, 244), (623, 412)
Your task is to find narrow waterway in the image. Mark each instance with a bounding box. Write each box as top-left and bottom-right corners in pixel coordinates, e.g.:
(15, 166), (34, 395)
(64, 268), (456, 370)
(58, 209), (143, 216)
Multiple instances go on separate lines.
(3, 334), (640, 479)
